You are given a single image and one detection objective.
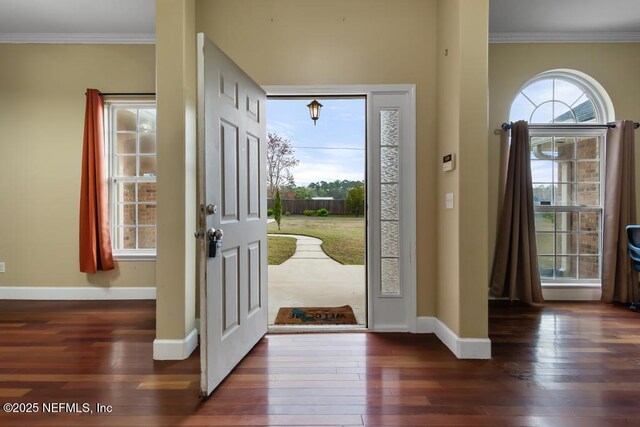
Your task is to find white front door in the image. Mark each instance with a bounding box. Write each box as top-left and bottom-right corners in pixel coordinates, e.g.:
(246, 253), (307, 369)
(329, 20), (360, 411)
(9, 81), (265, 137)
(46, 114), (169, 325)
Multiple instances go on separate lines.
(197, 33), (268, 396)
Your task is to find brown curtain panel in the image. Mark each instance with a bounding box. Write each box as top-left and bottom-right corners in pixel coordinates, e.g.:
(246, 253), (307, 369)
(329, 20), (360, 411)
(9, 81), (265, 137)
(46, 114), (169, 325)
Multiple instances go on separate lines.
(496, 126), (510, 228)
(602, 120), (638, 303)
(490, 121), (544, 304)
(79, 89), (114, 273)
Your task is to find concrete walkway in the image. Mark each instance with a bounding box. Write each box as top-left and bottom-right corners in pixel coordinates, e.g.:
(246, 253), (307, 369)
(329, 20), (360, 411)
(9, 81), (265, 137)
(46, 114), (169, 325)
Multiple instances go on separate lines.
(268, 234), (366, 325)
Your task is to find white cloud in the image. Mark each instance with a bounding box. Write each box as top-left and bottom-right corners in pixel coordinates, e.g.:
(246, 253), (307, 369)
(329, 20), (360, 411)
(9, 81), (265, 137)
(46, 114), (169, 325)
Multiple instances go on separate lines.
(267, 120), (297, 140)
(293, 161), (364, 186)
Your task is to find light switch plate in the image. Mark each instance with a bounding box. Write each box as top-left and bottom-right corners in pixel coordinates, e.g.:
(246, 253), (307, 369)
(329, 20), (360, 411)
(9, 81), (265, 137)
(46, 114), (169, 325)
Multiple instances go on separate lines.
(446, 193), (454, 209)
(0, 262), (5, 273)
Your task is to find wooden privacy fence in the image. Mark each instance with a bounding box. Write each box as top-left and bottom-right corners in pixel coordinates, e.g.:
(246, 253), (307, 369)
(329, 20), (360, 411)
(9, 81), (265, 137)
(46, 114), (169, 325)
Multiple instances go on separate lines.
(267, 199), (348, 215)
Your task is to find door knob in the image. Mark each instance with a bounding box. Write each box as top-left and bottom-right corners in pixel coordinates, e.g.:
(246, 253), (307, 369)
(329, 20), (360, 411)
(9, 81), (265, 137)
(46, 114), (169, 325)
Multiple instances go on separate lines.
(206, 204), (218, 215)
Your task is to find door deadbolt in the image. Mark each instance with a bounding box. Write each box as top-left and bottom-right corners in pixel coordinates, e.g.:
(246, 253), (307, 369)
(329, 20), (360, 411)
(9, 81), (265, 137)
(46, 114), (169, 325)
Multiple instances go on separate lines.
(208, 228), (224, 258)
(206, 204), (218, 215)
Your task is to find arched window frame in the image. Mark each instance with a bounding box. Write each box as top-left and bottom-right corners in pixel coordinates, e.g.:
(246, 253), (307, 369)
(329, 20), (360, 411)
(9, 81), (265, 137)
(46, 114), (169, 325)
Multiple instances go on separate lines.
(511, 69), (614, 125)
(509, 69), (614, 285)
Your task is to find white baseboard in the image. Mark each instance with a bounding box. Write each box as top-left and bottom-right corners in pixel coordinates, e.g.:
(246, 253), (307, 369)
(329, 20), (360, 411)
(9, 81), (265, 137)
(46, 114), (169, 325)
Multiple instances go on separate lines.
(0, 286), (156, 300)
(490, 284), (602, 301)
(542, 286), (601, 301)
(370, 325), (412, 333)
(416, 316), (491, 359)
(153, 328), (198, 360)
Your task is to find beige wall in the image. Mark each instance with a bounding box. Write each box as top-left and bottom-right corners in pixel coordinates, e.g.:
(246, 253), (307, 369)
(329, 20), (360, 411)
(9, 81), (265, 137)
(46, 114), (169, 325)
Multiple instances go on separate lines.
(436, 0), (489, 338)
(436, 0), (462, 333)
(488, 44), (640, 276)
(155, 0), (198, 340)
(457, 1), (489, 338)
(0, 0), (492, 342)
(0, 44), (156, 288)
(196, 0), (439, 317)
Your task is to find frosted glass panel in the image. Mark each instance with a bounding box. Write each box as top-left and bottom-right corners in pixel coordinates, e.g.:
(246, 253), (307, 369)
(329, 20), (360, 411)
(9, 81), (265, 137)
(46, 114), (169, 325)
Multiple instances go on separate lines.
(381, 221), (399, 258)
(381, 258), (400, 295)
(138, 109), (156, 132)
(381, 184), (399, 220)
(381, 147), (399, 183)
(116, 109), (137, 131)
(115, 155), (136, 177)
(116, 133), (136, 154)
(380, 110), (399, 146)
(140, 133), (156, 154)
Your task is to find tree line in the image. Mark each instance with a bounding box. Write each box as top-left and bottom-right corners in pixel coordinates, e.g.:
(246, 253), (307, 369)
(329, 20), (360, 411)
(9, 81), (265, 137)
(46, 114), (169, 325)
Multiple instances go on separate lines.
(289, 180), (365, 200)
(268, 132), (365, 217)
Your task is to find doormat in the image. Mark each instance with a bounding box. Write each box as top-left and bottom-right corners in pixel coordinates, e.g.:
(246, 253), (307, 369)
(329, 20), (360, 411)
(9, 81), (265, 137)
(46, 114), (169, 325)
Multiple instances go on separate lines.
(274, 305), (357, 325)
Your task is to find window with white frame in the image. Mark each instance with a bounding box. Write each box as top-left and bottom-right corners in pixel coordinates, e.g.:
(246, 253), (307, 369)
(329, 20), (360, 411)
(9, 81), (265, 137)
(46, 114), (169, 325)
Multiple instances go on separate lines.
(509, 71), (612, 282)
(106, 101), (157, 258)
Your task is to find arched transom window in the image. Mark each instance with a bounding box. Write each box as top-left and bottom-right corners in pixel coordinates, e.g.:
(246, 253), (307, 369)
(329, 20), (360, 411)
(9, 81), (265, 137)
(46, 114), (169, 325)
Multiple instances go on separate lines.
(509, 70), (613, 284)
(510, 75), (601, 124)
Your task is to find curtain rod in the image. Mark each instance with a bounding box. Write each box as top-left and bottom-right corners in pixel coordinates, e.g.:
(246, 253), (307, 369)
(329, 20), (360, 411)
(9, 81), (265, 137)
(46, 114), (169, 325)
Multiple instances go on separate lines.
(501, 122), (640, 131)
(99, 92), (156, 96)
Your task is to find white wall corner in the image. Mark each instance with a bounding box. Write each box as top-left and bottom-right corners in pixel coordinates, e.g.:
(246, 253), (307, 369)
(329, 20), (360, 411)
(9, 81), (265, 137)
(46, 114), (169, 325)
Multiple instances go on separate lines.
(153, 328), (198, 360)
(195, 318), (200, 334)
(0, 286), (156, 300)
(434, 318), (491, 359)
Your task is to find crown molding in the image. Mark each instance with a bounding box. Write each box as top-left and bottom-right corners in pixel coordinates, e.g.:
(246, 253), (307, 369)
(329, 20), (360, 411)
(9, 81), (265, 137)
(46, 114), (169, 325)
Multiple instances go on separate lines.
(490, 31), (640, 44)
(0, 32), (155, 44)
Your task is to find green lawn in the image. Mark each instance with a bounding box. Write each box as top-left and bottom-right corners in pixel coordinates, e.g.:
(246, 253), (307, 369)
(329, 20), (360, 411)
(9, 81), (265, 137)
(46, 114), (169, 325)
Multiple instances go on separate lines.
(267, 236), (297, 265)
(268, 216), (365, 265)
(534, 212), (554, 255)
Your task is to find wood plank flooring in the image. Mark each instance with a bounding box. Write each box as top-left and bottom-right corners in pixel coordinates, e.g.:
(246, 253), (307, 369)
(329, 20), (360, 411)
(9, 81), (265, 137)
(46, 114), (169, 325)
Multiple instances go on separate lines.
(0, 300), (639, 426)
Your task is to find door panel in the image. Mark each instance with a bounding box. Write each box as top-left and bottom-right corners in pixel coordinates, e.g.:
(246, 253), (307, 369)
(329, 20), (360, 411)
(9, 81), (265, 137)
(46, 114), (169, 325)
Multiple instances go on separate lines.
(248, 241), (261, 314)
(197, 33), (267, 396)
(221, 121), (239, 222)
(247, 134), (260, 219)
(222, 248), (239, 335)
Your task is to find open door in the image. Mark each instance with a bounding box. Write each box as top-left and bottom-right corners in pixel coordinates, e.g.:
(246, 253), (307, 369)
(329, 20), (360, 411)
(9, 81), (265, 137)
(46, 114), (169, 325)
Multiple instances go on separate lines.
(196, 33), (268, 396)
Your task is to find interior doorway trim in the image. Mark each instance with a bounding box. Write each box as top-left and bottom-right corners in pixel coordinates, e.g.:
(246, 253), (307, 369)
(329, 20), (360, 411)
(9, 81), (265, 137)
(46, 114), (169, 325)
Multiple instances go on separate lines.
(263, 85), (417, 332)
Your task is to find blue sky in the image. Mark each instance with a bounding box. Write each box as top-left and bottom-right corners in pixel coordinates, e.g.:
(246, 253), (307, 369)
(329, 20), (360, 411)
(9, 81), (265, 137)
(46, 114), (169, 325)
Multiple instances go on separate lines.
(266, 98), (365, 186)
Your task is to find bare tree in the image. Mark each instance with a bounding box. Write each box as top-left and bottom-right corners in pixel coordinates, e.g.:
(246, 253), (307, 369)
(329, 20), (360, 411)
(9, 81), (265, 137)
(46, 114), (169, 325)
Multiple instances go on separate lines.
(267, 133), (299, 198)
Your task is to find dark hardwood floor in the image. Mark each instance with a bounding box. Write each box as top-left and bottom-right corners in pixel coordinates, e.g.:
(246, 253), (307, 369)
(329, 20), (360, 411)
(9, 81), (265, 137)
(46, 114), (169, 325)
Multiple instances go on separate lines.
(0, 300), (639, 426)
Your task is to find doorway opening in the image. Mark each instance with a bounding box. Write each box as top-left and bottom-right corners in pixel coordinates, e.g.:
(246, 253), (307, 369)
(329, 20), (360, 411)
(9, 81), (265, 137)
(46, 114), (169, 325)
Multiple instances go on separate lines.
(266, 96), (367, 329)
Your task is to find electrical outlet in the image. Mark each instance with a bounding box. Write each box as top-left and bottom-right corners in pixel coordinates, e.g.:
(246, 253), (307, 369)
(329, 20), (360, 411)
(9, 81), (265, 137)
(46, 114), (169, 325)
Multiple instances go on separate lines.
(0, 262), (5, 273)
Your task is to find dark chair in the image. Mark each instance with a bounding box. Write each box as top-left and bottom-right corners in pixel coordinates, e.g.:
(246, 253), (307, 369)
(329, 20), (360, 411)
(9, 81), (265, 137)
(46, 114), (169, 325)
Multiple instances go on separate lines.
(625, 225), (640, 311)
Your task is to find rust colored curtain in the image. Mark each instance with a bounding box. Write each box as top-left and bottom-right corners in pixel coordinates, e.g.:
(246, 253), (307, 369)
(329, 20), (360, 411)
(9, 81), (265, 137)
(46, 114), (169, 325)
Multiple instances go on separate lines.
(602, 120), (638, 303)
(490, 121), (544, 304)
(79, 89), (114, 273)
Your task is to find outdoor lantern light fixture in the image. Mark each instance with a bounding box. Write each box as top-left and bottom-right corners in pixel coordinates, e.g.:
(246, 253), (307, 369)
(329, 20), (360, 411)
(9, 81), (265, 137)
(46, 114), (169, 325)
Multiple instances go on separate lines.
(307, 99), (322, 125)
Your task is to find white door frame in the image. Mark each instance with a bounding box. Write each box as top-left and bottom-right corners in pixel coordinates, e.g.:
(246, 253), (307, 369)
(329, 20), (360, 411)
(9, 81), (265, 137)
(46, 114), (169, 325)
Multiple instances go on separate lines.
(262, 85), (417, 332)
